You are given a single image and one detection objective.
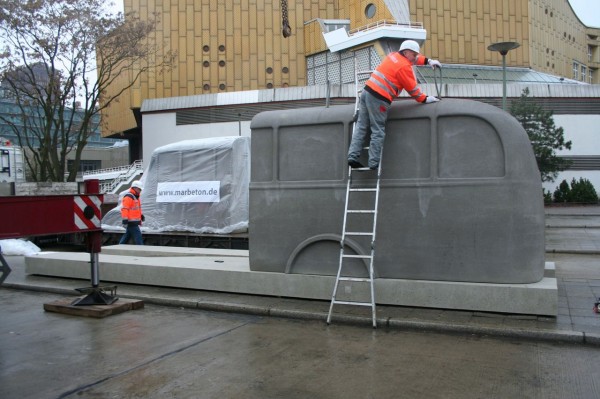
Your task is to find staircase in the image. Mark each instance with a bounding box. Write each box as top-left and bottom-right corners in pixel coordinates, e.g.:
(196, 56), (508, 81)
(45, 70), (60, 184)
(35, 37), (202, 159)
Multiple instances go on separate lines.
(83, 160), (144, 194)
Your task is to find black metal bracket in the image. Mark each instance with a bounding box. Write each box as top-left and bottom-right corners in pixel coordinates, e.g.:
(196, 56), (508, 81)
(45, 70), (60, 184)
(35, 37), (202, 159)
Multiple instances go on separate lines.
(71, 285), (119, 306)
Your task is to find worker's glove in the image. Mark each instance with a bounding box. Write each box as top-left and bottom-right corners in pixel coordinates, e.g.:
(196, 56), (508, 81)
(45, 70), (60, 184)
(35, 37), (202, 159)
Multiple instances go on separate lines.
(425, 96), (440, 104)
(122, 219), (128, 226)
(428, 59), (442, 69)
(141, 214), (145, 222)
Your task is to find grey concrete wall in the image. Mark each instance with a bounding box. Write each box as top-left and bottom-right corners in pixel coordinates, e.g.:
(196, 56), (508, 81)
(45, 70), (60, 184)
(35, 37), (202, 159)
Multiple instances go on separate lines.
(15, 182), (79, 196)
(0, 182), (14, 196)
(249, 99), (545, 284)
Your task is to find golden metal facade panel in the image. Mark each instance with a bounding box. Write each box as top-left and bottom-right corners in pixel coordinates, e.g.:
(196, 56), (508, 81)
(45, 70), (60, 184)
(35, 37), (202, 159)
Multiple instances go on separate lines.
(528, 0), (588, 79)
(304, 20), (329, 56)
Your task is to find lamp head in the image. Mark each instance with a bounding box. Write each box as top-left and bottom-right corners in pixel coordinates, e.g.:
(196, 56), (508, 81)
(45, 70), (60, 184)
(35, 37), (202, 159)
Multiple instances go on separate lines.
(487, 41), (520, 55)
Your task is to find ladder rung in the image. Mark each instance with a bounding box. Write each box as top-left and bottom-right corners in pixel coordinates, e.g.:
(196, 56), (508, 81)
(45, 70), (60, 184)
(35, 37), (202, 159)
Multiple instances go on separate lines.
(339, 277), (371, 282)
(332, 300), (372, 307)
(347, 210), (375, 214)
(349, 188), (377, 192)
(342, 254), (372, 259)
(351, 167), (372, 171)
(344, 232), (373, 236)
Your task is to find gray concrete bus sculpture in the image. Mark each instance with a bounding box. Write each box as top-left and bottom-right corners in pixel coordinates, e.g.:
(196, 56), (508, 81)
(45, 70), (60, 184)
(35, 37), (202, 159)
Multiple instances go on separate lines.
(249, 99), (545, 284)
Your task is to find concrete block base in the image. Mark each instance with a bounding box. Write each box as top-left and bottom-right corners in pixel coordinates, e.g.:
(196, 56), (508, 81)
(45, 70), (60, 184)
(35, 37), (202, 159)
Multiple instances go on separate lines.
(26, 246), (557, 316)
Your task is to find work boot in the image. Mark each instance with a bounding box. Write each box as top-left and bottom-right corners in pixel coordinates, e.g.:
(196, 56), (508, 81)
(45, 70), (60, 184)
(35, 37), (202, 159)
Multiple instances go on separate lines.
(348, 159), (364, 168)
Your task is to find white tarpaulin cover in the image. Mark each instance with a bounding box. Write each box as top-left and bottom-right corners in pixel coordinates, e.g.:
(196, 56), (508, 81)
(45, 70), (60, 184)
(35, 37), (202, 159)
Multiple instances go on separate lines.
(102, 136), (250, 234)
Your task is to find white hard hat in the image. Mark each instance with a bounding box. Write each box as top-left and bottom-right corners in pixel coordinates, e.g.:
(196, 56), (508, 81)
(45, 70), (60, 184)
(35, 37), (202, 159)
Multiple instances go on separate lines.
(131, 180), (143, 189)
(399, 40), (420, 54)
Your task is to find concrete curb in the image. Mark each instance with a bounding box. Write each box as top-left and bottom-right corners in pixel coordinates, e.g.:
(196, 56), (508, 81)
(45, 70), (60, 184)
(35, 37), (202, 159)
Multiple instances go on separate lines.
(4, 281), (596, 347)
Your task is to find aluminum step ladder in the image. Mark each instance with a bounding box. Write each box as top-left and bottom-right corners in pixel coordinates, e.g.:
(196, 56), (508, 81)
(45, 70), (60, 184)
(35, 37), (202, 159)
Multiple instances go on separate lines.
(327, 66), (381, 328)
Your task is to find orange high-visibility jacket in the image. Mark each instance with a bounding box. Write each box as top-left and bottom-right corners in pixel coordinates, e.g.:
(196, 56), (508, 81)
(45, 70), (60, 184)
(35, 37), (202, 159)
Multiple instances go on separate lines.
(365, 52), (428, 104)
(121, 188), (142, 223)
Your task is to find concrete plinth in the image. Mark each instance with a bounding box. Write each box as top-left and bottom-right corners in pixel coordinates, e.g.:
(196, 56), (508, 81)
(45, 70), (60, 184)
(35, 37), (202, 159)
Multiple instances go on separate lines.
(25, 246), (557, 316)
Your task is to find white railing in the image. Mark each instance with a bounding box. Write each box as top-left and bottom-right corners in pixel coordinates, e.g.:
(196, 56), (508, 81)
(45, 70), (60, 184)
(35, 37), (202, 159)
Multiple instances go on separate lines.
(83, 160), (143, 178)
(348, 19), (424, 36)
(94, 160), (143, 194)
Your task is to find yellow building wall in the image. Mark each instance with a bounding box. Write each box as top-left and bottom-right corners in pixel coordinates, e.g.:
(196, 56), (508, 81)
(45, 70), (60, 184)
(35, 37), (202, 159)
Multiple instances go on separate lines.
(410, 0), (592, 81)
(588, 27), (600, 80)
(101, 63), (137, 137)
(409, 0), (530, 67)
(103, 0), (339, 136)
(337, 0), (395, 29)
(528, 0), (588, 80)
(304, 20), (329, 56)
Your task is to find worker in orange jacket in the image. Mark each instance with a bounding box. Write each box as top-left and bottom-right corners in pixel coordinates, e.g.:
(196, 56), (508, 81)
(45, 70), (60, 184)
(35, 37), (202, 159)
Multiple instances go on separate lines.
(119, 180), (144, 245)
(348, 40), (441, 170)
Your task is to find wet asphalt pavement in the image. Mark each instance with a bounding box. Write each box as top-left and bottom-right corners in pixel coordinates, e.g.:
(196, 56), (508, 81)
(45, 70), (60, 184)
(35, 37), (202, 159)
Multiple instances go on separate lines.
(3, 288), (600, 399)
(2, 206), (600, 398)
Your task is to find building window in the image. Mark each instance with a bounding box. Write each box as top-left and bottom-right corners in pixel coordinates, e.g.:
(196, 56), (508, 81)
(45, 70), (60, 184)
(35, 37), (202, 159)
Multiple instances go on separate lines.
(365, 4), (376, 19)
(589, 45), (593, 62)
(68, 160), (101, 173)
(323, 21), (350, 32)
(589, 69), (594, 84)
(329, 24), (345, 32)
(573, 62), (579, 80)
(581, 65), (587, 82)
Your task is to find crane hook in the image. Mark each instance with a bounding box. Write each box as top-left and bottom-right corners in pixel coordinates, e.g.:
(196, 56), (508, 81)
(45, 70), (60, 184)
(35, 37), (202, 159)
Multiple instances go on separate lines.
(281, 0), (292, 38)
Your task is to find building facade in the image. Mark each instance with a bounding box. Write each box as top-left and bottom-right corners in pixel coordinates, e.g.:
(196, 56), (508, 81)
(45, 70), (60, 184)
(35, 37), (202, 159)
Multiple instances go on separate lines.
(102, 0), (600, 194)
(103, 0), (599, 139)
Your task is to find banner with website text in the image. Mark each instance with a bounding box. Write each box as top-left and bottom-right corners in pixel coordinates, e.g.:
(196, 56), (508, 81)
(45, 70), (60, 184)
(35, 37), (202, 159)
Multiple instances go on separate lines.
(156, 181), (220, 203)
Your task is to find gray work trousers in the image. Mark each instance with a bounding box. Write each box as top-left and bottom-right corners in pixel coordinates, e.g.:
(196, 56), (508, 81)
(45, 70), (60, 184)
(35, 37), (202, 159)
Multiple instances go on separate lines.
(347, 90), (390, 168)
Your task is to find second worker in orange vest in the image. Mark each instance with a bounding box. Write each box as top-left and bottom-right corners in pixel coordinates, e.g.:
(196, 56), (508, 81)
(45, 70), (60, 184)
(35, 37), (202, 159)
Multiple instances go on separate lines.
(119, 180), (144, 245)
(347, 40), (441, 170)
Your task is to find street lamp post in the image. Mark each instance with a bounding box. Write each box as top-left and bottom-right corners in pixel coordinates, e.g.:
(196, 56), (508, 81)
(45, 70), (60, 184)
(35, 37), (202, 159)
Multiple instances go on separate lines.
(487, 41), (520, 111)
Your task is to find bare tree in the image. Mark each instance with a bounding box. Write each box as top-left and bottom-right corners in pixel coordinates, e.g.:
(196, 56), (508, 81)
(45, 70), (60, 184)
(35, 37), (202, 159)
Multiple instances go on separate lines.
(0, 0), (174, 181)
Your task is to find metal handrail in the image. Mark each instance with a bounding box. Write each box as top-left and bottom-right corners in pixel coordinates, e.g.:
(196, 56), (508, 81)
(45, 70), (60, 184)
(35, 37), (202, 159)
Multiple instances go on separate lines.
(348, 19), (424, 36)
(83, 160), (143, 177)
(89, 160), (144, 194)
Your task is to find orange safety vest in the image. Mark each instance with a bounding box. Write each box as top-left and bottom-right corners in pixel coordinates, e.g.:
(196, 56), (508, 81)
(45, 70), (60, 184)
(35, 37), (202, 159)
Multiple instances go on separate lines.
(365, 52), (428, 103)
(121, 188), (142, 223)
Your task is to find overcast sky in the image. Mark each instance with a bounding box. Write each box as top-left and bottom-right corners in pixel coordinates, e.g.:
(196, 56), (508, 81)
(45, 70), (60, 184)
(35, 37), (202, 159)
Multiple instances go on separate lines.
(569, 0), (600, 27)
